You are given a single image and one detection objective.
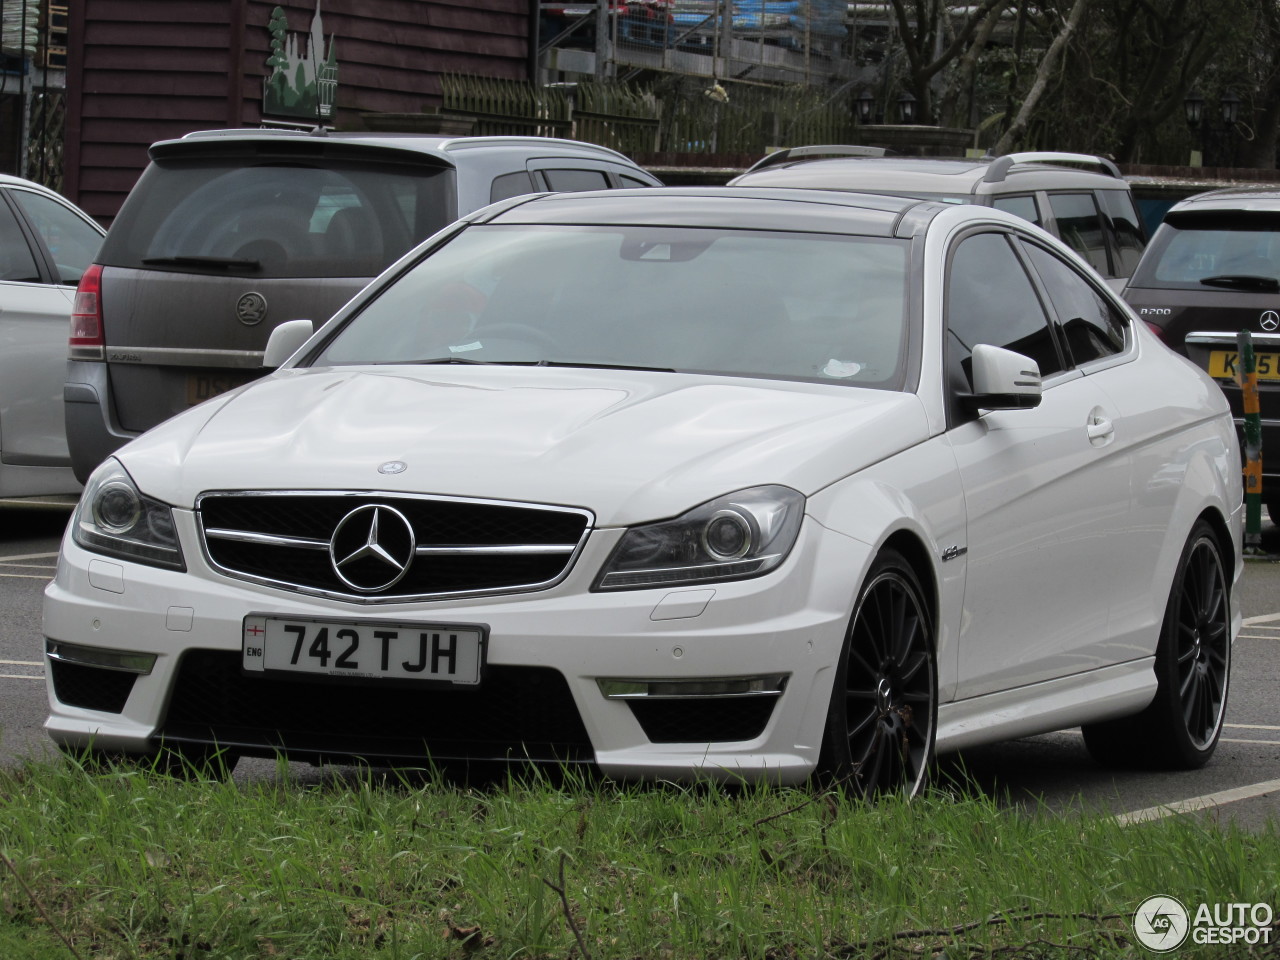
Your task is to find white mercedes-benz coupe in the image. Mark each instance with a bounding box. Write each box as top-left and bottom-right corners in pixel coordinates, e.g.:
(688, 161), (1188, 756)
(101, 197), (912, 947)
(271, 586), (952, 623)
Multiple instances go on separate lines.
(44, 187), (1242, 795)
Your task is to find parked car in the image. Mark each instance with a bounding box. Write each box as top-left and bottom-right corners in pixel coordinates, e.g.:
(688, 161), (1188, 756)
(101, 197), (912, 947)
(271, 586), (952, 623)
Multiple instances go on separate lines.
(0, 174), (105, 502)
(1121, 186), (1280, 521)
(63, 129), (663, 482)
(46, 186), (1240, 792)
(729, 148), (1147, 281)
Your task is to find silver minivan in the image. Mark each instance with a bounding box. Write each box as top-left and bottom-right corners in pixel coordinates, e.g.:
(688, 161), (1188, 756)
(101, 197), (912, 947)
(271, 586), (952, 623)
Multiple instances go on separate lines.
(64, 130), (662, 481)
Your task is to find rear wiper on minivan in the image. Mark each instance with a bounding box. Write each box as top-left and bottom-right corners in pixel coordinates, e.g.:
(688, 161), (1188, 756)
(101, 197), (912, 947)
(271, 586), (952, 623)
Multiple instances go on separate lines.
(140, 255), (262, 272)
(1198, 274), (1280, 292)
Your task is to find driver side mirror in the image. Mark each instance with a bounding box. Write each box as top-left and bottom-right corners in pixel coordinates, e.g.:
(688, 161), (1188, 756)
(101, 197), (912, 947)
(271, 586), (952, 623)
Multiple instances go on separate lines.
(962, 343), (1042, 413)
(262, 319), (314, 368)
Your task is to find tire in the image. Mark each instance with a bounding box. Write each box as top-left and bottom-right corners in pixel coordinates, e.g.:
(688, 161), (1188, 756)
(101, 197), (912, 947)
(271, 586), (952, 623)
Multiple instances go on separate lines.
(821, 549), (937, 798)
(1082, 519), (1231, 770)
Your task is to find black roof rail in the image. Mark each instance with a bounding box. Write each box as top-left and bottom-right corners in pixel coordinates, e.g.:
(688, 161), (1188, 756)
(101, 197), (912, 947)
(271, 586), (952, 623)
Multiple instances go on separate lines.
(983, 151), (1123, 183)
(743, 144), (888, 174)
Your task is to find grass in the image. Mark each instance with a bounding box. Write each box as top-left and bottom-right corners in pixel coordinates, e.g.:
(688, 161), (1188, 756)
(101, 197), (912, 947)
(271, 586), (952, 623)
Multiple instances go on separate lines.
(0, 757), (1277, 959)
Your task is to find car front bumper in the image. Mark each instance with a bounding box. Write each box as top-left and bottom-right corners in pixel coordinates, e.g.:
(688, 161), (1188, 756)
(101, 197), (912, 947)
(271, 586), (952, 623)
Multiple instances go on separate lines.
(44, 511), (870, 784)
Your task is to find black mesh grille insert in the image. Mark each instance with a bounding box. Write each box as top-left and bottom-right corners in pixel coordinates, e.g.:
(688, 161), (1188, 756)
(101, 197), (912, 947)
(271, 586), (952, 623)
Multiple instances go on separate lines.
(159, 650), (594, 765)
(627, 697), (778, 744)
(198, 493), (591, 601)
(49, 660), (137, 713)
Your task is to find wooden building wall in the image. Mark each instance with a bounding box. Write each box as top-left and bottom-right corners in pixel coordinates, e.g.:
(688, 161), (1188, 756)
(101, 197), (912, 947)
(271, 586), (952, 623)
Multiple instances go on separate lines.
(65, 0), (531, 221)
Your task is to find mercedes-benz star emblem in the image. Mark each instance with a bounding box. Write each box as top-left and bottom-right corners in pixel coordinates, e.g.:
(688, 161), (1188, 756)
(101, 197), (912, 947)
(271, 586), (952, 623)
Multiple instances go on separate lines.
(235, 292), (268, 326)
(378, 460), (408, 475)
(329, 505), (416, 593)
(1261, 310), (1280, 332)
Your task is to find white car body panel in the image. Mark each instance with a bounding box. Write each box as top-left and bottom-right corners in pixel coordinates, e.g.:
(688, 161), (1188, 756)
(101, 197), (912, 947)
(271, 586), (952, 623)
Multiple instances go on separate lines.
(122, 367), (932, 523)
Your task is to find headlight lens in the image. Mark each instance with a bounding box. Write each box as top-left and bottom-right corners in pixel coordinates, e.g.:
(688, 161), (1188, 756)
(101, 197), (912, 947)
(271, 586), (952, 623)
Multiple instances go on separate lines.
(594, 485), (804, 590)
(73, 459), (185, 570)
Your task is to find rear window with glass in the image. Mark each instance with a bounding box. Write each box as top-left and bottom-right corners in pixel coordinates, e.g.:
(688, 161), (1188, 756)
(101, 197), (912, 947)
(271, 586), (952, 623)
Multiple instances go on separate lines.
(1130, 212), (1280, 289)
(98, 158), (455, 279)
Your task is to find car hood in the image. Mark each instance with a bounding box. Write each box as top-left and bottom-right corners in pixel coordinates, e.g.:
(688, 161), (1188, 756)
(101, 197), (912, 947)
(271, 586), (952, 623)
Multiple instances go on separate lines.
(120, 366), (930, 526)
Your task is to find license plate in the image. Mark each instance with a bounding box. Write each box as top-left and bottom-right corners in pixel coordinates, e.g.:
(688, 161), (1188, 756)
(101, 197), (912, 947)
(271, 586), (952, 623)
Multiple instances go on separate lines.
(187, 372), (256, 405)
(1207, 351), (1280, 380)
(242, 615), (484, 684)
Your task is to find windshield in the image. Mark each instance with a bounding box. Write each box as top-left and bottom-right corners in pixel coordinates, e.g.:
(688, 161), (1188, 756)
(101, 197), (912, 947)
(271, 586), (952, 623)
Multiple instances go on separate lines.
(1131, 215), (1280, 289)
(313, 224), (913, 388)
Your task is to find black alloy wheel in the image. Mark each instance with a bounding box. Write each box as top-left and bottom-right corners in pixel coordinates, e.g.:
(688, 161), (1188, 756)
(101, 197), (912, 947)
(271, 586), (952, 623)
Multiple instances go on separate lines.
(1083, 519), (1231, 769)
(823, 550), (937, 798)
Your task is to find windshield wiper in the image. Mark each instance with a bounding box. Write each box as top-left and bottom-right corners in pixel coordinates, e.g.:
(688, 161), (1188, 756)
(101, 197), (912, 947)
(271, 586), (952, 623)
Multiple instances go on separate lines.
(140, 255), (262, 272)
(1199, 274), (1280, 292)
(534, 360), (677, 373)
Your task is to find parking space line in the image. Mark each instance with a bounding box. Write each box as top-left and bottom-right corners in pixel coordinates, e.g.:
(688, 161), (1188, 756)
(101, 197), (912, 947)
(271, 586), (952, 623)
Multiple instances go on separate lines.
(1221, 737), (1280, 746)
(1117, 777), (1280, 824)
(1228, 723), (1280, 731)
(0, 552), (59, 563)
(0, 572), (56, 580)
(0, 675), (42, 680)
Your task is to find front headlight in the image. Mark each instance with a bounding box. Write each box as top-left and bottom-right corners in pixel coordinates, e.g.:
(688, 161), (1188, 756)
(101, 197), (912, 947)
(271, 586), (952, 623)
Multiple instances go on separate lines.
(72, 459), (185, 571)
(594, 485), (804, 590)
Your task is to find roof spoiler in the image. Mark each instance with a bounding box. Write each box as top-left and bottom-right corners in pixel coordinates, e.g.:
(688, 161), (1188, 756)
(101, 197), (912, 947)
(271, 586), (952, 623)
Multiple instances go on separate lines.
(982, 151), (1122, 183)
(742, 144), (888, 174)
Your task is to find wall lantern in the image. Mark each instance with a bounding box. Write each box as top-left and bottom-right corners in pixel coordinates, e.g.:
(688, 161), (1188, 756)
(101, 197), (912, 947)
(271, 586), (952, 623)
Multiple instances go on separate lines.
(856, 89), (875, 125)
(1183, 89), (1204, 129)
(897, 91), (918, 124)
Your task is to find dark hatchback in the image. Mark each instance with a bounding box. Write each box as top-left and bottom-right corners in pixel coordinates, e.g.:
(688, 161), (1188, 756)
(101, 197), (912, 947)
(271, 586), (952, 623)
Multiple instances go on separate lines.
(1122, 186), (1280, 518)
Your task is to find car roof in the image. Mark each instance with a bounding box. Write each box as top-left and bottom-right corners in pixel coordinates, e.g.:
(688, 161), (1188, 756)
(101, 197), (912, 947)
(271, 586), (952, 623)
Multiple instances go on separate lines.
(150, 129), (643, 167)
(1166, 185), (1280, 214)
(730, 150), (1126, 195)
(476, 185), (953, 238)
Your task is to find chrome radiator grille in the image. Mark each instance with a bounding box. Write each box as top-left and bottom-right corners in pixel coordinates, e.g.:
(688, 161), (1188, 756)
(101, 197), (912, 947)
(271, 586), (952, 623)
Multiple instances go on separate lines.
(197, 492), (593, 603)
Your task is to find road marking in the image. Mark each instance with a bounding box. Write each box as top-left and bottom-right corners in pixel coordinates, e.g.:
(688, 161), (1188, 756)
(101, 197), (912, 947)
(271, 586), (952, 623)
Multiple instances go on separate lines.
(1222, 737), (1280, 746)
(1117, 777), (1280, 825)
(1228, 723), (1280, 731)
(0, 674), (43, 680)
(0, 660), (41, 666)
(0, 573), (56, 580)
(0, 551), (59, 563)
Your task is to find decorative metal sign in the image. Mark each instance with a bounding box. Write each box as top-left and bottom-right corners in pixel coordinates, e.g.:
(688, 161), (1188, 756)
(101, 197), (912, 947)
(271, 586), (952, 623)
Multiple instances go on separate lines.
(263, 3), (338, 122)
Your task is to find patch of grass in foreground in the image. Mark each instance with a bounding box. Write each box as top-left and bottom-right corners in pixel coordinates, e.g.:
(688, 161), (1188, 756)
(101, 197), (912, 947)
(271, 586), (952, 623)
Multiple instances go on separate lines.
(0, 759), (1276, 960)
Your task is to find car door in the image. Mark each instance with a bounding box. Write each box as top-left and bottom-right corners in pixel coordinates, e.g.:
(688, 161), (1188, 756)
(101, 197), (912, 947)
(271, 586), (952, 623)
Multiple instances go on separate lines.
(943, 229), (1132, 699)
(0, 187), (103, 474)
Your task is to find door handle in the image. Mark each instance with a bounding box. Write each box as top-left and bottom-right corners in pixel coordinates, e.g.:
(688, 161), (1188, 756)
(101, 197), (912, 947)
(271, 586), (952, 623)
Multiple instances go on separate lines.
(1087, 415), (1114, 442)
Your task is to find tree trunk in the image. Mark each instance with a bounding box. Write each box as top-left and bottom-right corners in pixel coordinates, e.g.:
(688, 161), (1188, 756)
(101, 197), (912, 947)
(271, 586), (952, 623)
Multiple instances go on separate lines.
(991, 0), (1090, 155)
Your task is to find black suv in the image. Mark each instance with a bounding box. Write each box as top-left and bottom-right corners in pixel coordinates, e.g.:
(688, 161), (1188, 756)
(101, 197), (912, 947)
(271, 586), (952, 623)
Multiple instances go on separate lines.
(1122, 186), (1280, 518)
(729, 148), (1146, 281)
(64, 130), (661, 482)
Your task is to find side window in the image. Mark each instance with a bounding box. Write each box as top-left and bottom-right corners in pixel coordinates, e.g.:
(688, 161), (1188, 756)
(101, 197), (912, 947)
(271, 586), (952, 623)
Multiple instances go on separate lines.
(1047, 192), (1111, 276)
(992, 194), (1041, 228)
(1098, 188), (1146, 277)
(490, 171), (537, 203)
(541, 168), (611, 192)
(618, 174), (651, 189)
(1022, 241), (1128, 365)
(946, 232), (1063, 398)
(9, 190), (103, 284)
(0, 197), (42, 283)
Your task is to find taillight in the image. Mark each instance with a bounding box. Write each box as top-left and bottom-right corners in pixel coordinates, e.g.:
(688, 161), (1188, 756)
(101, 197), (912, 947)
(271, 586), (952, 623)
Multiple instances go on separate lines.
(1143, 320), (1166, 341)
(70, 263), (105, 359)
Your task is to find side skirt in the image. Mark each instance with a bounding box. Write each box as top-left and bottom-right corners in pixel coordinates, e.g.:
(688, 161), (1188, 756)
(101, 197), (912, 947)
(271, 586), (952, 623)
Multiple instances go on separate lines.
(935, 658), (1156, 754)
